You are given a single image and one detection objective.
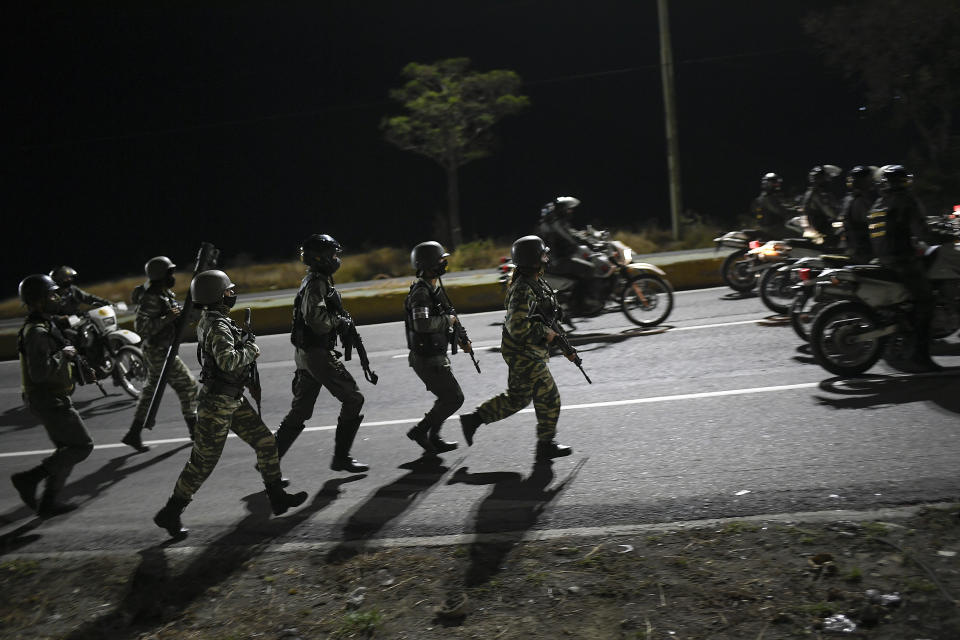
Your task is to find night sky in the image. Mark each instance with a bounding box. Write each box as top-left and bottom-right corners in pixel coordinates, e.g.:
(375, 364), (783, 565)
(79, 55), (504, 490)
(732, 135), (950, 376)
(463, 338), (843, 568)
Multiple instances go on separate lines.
(3, 0), (911, 295)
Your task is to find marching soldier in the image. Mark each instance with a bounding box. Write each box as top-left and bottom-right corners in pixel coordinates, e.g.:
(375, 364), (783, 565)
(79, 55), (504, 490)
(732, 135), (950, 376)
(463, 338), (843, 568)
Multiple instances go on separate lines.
(274, 233), (369, 473)
(122, 256), (198, 452)
(153, 269), (307, 538)
(459, 235), (574, 462)
(403, 241), (466, 455)
(49, 265), (111, 315)
(11, 274), (95, 516)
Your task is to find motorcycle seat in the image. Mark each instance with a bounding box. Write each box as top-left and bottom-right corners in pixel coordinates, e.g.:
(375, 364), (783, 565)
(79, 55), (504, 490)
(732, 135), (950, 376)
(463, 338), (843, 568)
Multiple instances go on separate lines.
(783, 237), (821, 251)
(846, 265), (903, 281)
(820, 255), (851, 267)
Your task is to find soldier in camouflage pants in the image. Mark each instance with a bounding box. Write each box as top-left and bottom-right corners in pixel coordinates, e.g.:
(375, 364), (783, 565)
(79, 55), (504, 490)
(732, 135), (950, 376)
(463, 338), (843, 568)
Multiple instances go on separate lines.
(123, 256), (198, 453)
(459, 236), (573, 462)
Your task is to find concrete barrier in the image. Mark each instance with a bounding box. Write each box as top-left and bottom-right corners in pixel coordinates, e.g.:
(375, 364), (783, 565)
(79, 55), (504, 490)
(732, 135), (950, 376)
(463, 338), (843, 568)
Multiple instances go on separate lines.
(0, 257), (728, 360)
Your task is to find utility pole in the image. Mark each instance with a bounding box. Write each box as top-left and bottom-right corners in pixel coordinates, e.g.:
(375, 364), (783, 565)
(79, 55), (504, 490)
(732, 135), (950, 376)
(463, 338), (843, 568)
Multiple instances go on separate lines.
(657, 0), (682, 241)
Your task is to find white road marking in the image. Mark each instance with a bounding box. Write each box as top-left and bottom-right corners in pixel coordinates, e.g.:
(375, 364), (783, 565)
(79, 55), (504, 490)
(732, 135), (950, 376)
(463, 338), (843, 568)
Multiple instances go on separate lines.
(0, 381), (819, 458)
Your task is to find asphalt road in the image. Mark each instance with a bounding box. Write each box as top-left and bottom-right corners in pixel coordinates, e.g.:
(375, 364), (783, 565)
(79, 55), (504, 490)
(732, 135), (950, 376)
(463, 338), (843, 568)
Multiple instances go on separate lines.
(2, 286), (959, 555)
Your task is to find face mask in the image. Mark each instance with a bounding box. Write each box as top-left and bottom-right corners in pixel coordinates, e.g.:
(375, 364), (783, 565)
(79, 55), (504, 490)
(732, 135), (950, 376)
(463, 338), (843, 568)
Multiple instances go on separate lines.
(223, 294), (237, 309)
(41, 293), (61, 315)
(164, 274), (176, 288)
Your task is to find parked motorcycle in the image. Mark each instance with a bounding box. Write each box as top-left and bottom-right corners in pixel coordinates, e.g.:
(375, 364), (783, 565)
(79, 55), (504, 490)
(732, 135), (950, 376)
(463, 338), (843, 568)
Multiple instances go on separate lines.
(498, 229), (674, 327)
(808, 245), (960, 376)
(63, 302), (148, 397)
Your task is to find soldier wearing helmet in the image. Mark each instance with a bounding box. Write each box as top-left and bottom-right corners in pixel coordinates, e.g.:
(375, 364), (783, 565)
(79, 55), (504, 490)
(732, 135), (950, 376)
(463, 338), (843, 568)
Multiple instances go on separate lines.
(273, 233), (369, 473)
(153, 269), (308, 539)
(122, 256), (199, 452)
(459, 235), (574, 462)
(840, 166), (878, 264)
(48, 265), (111, 316)
(10, 274), (94, 517)
(403, 240), (467, 456)
(802, 165), (844, 245)
(749, 172), (796, 235)
(537, 196), (595, 287)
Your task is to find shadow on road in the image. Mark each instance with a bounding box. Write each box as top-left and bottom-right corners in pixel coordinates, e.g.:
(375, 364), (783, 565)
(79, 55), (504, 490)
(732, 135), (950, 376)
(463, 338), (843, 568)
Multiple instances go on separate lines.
(61, 475), (361, 640)
(720, 290), (758, 301)
(816, 374), (960, 415)
(0, 403), (40, 433)
(73, 393), (137, 419)
(325, 455), (459, 564)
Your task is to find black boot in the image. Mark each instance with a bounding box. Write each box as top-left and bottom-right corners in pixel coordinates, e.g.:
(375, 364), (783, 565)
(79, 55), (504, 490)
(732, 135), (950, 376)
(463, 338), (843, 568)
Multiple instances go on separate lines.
(428, 426), (458, 453)
(122, 425), (150, 453)
(37, 489), (77, 518)
(331, 415), (369, 473)
(535, 440), (572, 461)
(406, 423), (437, 456)
(11, 466), (48, 511)
(265, 480), (308, 516)
(184, 414), (197, 441)
(154, 495), (190, 538)
(459, 412), (482, 446)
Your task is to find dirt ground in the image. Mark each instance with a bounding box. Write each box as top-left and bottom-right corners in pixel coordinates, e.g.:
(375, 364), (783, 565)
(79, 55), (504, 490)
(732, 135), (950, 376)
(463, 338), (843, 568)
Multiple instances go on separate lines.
(2, 505), (959, 640)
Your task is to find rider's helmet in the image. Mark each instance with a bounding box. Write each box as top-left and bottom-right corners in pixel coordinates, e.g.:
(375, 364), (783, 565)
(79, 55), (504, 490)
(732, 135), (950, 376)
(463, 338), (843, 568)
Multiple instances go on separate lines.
(19, 274), (59, 306)
(410, 241), (450, 276)
(49, 265), (78, 288)
(190, 270), (236, 306)
(761, 172), (782, 193)
(846, 166), (876, 193)
(145, 256), (176, 282)
(300, 234), (343, 275)
(540, 196), (581, 222)
(511, 235), (551, 268)
(808, 165), (842, 186)
(878, 164), (913, 192)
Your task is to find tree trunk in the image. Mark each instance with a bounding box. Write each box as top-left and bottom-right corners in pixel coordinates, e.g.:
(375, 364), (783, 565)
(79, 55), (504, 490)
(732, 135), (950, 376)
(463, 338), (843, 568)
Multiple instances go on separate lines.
(446, 164), (463, 248)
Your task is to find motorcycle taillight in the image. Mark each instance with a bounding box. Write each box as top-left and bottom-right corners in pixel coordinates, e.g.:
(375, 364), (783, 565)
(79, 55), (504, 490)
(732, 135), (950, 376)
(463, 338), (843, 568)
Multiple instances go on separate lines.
(799, 268), (811, 281)
(749, 240), (762, 249)
(499, 256), (508, 264)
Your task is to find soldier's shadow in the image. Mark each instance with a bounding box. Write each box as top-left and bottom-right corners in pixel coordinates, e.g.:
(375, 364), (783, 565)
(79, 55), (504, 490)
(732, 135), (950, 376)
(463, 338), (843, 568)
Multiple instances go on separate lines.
(325, 456), (457, 564)
(0, 404), (40, 432)
(73, 394), (137, 419)
(816, 375), (960, 415)
(0, 445), (193, 555)
(61, 476), (361, 640)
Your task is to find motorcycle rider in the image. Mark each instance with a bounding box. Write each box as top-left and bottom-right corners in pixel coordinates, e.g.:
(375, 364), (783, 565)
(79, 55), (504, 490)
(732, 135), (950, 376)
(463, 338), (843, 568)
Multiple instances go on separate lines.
(153, 269), (308, 538)
(841, 166), (878, 264)
(122, 256), (199, 452)
(403, 241), (465, 456)
(273, 234), (369, 473)
(868, 164), (939, 371)
(537, 196), (595, 288)
(11, 274), (95, 517)
(49, 266), (111, 316)
(802, 165), (844, 247)
(750, 172), (795, 236)
(459, 235), (574, 462)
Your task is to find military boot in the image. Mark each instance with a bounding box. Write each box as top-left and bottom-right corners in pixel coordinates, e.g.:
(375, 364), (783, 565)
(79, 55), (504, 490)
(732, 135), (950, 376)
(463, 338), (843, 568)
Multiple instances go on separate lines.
(184, 414), (197, 441)
(154, 495), (190, 538)
(331, 415), (369, 473)
(122, 420), (150, 453)
(406, 423), (437, 456)
(265, 480), (308, 516)
(459, 412), (483, 446)
(37, 491), (77, 518)
(11, 466), (48, 511)
(535, 440), (572, 461)
(428, 426), (458, 453)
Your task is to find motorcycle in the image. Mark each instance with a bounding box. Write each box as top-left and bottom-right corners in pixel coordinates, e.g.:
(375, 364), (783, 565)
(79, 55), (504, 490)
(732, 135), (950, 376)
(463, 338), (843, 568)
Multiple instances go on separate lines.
(498, 228), (674, 327)
(807, 244), (960, 377)
(714, 215), (809, 293)
(63, 302), (148, 398)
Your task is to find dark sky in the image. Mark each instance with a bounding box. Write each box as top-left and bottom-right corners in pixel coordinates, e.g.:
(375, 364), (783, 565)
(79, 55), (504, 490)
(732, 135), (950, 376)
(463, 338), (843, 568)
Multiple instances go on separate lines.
(3, 0), (908, 295)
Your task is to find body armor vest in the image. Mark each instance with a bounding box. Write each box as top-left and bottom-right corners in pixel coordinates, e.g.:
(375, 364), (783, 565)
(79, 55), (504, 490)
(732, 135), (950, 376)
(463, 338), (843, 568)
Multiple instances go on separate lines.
(290, 272), (335, 350)
(405, 280), (449, 356)
(197, 316), (251, 398)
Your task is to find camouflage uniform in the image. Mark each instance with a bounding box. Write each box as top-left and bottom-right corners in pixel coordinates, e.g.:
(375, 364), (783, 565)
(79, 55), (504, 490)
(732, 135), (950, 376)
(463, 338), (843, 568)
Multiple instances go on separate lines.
(275, 271), (364, 460)
(473, 274), (561, 442)
(404, 277), (464, 440)
(170, 305), (281, 501)
(13, 313), (94, 510)
(130, 284), (198, 427)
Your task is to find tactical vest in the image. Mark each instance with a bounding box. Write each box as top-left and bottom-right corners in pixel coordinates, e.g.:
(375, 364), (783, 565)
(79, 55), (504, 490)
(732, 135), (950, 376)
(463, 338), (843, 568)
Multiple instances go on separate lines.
(197, 313), (251, 398)
(502, 275), (556, 348)
(136, 286), (181, 348)
(290, 273), (336, 350)
(404, 279), (449, 356)
(18, 314), (74, 396)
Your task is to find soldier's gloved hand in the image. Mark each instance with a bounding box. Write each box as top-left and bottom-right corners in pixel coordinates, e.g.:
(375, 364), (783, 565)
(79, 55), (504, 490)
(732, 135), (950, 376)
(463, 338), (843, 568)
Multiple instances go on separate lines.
(448, 314), (458, 326)
(337, 315), (353, 333)
(61, 345), (77, 359)
(545, 328), (558, 344)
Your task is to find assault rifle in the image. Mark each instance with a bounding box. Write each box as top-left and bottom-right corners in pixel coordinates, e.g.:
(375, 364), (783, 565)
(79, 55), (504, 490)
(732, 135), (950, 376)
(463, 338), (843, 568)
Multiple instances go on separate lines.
(74, 352), (108, 397)
(437, 278), (480, 374)
(240, 307), (262, 416)
(528, 300), (592, 384)
(143, 241), (219, 429)
(327, 290), (379, 385)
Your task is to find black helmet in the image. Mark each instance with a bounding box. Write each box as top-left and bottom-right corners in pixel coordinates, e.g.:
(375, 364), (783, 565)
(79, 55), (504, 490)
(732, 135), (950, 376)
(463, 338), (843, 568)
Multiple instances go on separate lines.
(300, 234), (343, 274)
(411, 241), (450, 275)
(49, 265), (78, 287)
(190, 270), (235, 306)
(19, 274), (59, 305)
(145, 256), (176, 282)
(511, 235), (551, 268)
(878, 164), (913, 191)
(846, 166), (875, 193)
(761, 172), (782, 193)
(540, 196), (581, 221)
(808, 165), (842, 185)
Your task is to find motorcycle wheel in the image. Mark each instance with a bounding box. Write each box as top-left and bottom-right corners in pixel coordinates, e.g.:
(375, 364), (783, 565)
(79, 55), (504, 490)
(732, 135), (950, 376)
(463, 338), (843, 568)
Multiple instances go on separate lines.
(809, 300), (886, 377)
(621, 274), (674, 327)
(758, 262), (797, 315)
(789, 294), (826, 342)
(114, 345), (147, 398)
(721, 249), (756, 292)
